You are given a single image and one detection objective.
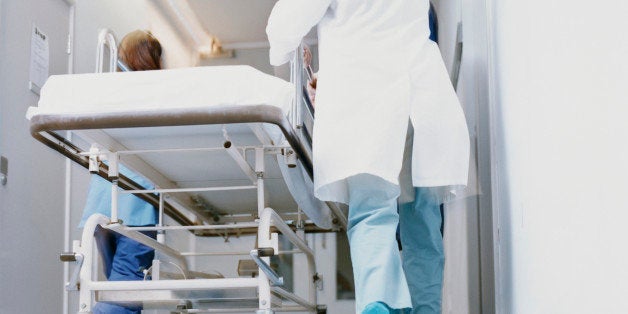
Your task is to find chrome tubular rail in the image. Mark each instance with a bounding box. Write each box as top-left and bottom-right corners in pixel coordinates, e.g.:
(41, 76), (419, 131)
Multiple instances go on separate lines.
(290, 44), (307, 135)
(96, 28), (118, 73)
(451, 22), (464, 91)
(257, 207), (318, 312)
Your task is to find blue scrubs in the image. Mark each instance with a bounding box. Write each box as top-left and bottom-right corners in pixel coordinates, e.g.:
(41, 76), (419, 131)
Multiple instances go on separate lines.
(399, 189), (444, 314)
(347, 174), (412, 313)
(92, 226), (157, 314)
(79, 164), (157, 227)
(354, 181), (444, 314)
(428, 2), (438, 43)
(79, 164), (158, 314)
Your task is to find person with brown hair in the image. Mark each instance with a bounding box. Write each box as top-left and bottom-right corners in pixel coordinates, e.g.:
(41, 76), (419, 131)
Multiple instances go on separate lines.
(118, 30), (162, 71)
(79, 30), (162, 314)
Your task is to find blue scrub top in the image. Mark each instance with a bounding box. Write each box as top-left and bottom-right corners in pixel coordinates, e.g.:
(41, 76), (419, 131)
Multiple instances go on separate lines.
(79, 164), (157, 227)
(429, 2), (439, 43)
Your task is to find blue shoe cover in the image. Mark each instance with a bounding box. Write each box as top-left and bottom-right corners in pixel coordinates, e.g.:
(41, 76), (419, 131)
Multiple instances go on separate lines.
(363, 302), (410, 314)
(363, 302), (391, 314)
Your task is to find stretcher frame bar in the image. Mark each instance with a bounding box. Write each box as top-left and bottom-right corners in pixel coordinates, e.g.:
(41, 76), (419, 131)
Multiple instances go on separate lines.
(105, 222), (190, 275)
(272, 286), (317, 311)
(173, 307), (309, 313)
(179, 249), (302, 257)
(111, 145), (292, 154)
(119, 185), (258, 194)
(127, 222), (260, 231)
(88, 278), (259, 291)
(129, 222), (328, 238)
(76, 208), (320, 312)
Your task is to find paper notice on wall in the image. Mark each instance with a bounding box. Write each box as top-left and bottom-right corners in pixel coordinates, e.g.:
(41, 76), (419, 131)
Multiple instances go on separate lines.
(29, 25), (49, 95)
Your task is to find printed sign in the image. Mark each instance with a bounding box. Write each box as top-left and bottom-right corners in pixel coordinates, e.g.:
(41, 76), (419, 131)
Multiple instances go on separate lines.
(29, 25), (50, 95)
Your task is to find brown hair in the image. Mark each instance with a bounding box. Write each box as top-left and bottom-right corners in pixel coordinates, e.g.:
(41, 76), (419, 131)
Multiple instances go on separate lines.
(118, 30), (162, 71)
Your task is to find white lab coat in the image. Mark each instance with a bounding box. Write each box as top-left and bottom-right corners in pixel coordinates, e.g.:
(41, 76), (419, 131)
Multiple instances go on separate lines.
(267, 0), (469, 204)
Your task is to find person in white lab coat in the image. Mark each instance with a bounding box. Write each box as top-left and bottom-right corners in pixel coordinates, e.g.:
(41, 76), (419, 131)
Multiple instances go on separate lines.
(267, 0), (469, 313)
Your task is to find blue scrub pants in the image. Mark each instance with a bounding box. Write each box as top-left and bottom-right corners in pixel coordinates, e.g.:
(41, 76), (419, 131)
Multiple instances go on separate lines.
(347, 175), (412, 313)
(348, 175), (444, 314)
(92, 226), (156, 314)
(399, 188), (444, 314)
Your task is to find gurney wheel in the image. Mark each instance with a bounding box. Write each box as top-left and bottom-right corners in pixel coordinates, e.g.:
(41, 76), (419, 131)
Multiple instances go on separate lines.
(176, 300), (192, 310)
(316, 305), (327, 314)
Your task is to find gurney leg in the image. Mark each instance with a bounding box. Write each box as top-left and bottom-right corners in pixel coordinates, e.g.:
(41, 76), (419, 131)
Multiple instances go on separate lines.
(78, 214), (111, 313)
(256, 147), (266, 217)
(255, 147), (274, 313)
(258, 207), (319, 313)
(258, 270), (274, 313)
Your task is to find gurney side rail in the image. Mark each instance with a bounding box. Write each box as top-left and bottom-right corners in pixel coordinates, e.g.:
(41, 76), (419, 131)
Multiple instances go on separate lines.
(257, 207), (318, 312)
(30, 104), (313, 178)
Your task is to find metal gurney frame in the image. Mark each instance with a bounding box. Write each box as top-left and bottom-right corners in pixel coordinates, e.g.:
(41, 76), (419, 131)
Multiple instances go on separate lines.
(30, 41), (344, 313)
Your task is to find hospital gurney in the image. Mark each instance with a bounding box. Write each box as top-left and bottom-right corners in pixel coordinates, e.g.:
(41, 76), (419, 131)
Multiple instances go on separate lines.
(28, 45), (344, 313)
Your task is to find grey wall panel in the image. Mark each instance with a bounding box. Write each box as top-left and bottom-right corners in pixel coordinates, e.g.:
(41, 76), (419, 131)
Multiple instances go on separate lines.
(73, 0), (149, 74)
(0, 0), (70, 313)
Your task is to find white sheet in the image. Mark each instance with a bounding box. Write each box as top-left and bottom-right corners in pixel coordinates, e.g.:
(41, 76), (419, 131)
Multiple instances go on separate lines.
(26, 65), (294, 119)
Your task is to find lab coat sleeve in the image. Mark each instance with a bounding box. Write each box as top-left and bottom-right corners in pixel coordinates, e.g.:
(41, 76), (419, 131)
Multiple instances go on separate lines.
(266, 0), (332, 66)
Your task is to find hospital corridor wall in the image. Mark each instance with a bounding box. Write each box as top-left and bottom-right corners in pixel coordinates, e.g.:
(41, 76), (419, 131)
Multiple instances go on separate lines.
(0, 0), (70, 313)
(433, 0), (495, 313)
(488, 0), (628, 313)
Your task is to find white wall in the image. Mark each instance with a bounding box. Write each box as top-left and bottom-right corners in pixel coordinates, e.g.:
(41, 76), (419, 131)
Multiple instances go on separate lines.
(489, 1), (628, 313)
(433, 0), (496, 313)
(0, 0), (70, 312)
(200, 47), (275, 76)
(433, 1), (474, 312)
(73, 0), (149, 74)
(72, 0), (197, 73)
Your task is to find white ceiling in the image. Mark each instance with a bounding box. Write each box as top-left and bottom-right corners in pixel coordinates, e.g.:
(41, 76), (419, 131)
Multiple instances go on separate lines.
(188, 0), (278, 44)
(141, 0), (317, 67)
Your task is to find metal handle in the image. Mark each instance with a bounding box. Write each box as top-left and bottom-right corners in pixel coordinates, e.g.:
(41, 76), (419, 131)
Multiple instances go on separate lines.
(0, 156), (7, 186)
(95, 28), (118, 73)
(60, 252), (77, 262)
(451, 22), (463, 91)
(60, 252), (84, 291)
(250, 248), (283, 286)
(290, 44), (305, 131)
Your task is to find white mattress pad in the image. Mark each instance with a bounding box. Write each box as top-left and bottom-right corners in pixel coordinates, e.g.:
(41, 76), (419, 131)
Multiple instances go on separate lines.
(27, 65), (294, 119)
